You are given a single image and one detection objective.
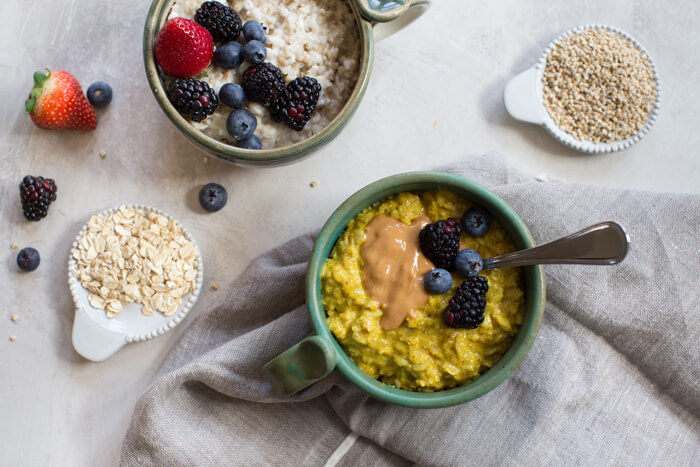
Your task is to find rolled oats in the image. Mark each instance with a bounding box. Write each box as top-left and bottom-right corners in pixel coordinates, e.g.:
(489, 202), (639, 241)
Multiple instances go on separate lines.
(73, 206), (199, 318)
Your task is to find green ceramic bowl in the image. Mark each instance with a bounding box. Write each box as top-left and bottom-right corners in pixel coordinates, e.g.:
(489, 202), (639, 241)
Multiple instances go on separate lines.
(143, 0), (430, 167)
(263, 172), (546, 408)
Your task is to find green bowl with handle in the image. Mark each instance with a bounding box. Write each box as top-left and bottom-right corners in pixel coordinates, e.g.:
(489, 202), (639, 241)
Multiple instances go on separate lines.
(143, 0), (430, 167)
(263, 172), (546, 408)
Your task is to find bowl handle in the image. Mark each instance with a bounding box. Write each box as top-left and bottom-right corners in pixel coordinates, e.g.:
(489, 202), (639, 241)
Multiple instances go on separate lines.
(504, 65), (547, 124)
(72, 307), (127, 362)
(354, 0), (431, 42)
(262, 335), (337, 396)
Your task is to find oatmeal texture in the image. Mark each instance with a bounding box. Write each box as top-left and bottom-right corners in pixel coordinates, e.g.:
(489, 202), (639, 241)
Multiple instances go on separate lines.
(168, 0), (361, 149)
(321, 191), (525, 392)
(542, 28), (658, 143)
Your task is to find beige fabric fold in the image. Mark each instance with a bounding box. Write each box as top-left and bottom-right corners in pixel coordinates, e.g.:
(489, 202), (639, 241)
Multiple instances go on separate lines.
(121, 154), (700, 466)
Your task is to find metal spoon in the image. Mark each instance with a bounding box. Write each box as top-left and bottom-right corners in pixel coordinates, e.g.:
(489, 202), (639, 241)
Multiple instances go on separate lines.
(481, 221), (630, 270)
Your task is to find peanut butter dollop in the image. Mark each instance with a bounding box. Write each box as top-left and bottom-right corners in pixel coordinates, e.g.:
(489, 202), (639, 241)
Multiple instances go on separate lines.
(361, 214), (433, 330)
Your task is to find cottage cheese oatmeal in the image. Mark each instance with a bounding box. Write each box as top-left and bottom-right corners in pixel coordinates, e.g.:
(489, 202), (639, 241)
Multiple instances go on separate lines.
(159, 0), (361, 149)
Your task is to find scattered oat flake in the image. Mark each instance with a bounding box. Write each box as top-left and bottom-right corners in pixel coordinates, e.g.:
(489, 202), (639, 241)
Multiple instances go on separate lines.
(211, 283), (219, 291)
(99, 150), (107, 159)
(433, 120), (438, 128)
(11, 243), (19, 249)
(9, 336), (16, 342)
(310, 181), (318, 188)
(11, 315), (18, 322)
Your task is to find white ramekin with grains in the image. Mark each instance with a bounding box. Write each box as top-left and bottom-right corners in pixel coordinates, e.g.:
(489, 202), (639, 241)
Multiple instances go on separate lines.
(69, 205), (203, 361)
(504, 24), (661, 153)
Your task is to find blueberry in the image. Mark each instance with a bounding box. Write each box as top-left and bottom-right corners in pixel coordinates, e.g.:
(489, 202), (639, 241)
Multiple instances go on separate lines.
(423, 268), (453, 294)
(454, 249), (483, 277)
(461, 206), (491, 237)
(237, 134), (262, 149)
(242, 40), (266, 64)
(213, 41), (243, 69)
(219, 83), (246, 109)
(226, 109), (257, 141)
(242, 20), (266, 43)
(86, 82), (113, 108)
(198, 183), (228, 212)
(17, 247), (40, 271)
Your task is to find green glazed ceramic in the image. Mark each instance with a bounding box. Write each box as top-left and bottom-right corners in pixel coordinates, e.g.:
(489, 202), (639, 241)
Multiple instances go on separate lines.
(143, 0), (430, 167)
(263, 172), (546, 408)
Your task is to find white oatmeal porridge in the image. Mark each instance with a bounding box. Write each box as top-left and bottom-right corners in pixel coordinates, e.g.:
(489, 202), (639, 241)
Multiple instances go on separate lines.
(167, 0), (361, 149)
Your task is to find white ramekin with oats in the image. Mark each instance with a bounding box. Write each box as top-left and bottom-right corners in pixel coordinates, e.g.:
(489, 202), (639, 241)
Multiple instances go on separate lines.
(504, 24), (661, 154)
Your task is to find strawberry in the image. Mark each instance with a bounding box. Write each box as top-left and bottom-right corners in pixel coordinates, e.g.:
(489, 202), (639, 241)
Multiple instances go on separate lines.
(155, 18), (214, 78)
(25, 69), (97, 131)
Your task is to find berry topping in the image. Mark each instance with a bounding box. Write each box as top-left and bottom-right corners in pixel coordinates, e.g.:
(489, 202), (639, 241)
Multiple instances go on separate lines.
(25, 69), (97, 131)
(444, 276), (489, 329)
(194, 1), (242, 42)
(226, 108), (257, 141)
(16, 247), (40, 272)
(454, 249), (483, 277)
(155, 17), (214, 78)
(167, 78), (218, 122)
(241, 62), (286, 104)
(219, 83), (246, 109)
(86, 82), (113, 108)
(424, 268), (453, 294)
(419, 218), (461, 270)
(461, 206), (492, 237)
(242, 20), (266, 43)
(269, 76), (322, 131)
(213, 41), (243, 69)
(19, 175), (57, 221)
(242, 40), (266, 64)
(237, 134), (262, 150)
(198, 183), (227, 212)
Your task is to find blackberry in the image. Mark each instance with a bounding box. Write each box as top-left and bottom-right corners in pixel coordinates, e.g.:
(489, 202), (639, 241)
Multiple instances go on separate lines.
(19, 175), (57, 221)
(444, 276), (489, 329)
(419, 218), (461, 269)
(194, 1), (242, 42)
(269, 76), (322, 131)
(241, 62), (286, 104)
(167, 78), (218, 122)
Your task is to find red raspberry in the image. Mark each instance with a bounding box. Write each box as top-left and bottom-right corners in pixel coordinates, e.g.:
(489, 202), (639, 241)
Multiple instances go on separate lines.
(154, 18), (214, 78)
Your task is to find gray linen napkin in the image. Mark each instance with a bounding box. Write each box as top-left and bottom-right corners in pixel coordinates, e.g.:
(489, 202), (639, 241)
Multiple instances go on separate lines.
(121, 154), (700, 466)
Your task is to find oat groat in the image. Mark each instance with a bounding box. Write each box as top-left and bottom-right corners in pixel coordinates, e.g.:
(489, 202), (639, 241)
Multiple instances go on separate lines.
(542, 28), (658, 143)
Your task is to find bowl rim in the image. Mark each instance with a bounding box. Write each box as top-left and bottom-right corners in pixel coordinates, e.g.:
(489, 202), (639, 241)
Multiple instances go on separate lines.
(143, 0), (375, 167)
(306, 171), (546, 408)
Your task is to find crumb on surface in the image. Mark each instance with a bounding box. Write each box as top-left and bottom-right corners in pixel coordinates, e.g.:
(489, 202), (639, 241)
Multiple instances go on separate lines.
(211, 283), (219, 291)
(11, 243), (18, 249)
(9, 336), (16, 342)
(433, 120), (438, 128)
(11, 315), (18, 322)
(203, 156), (209, 164)
(310, 181), (319, 188)
(99, 150), (107, 159)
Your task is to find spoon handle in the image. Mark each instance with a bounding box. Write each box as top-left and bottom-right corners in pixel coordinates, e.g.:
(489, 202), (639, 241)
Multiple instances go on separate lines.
(482, 222), (630, 269)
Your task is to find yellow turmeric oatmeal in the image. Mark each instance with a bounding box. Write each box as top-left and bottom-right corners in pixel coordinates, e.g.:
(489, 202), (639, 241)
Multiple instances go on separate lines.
(321, 190), (525, 391)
